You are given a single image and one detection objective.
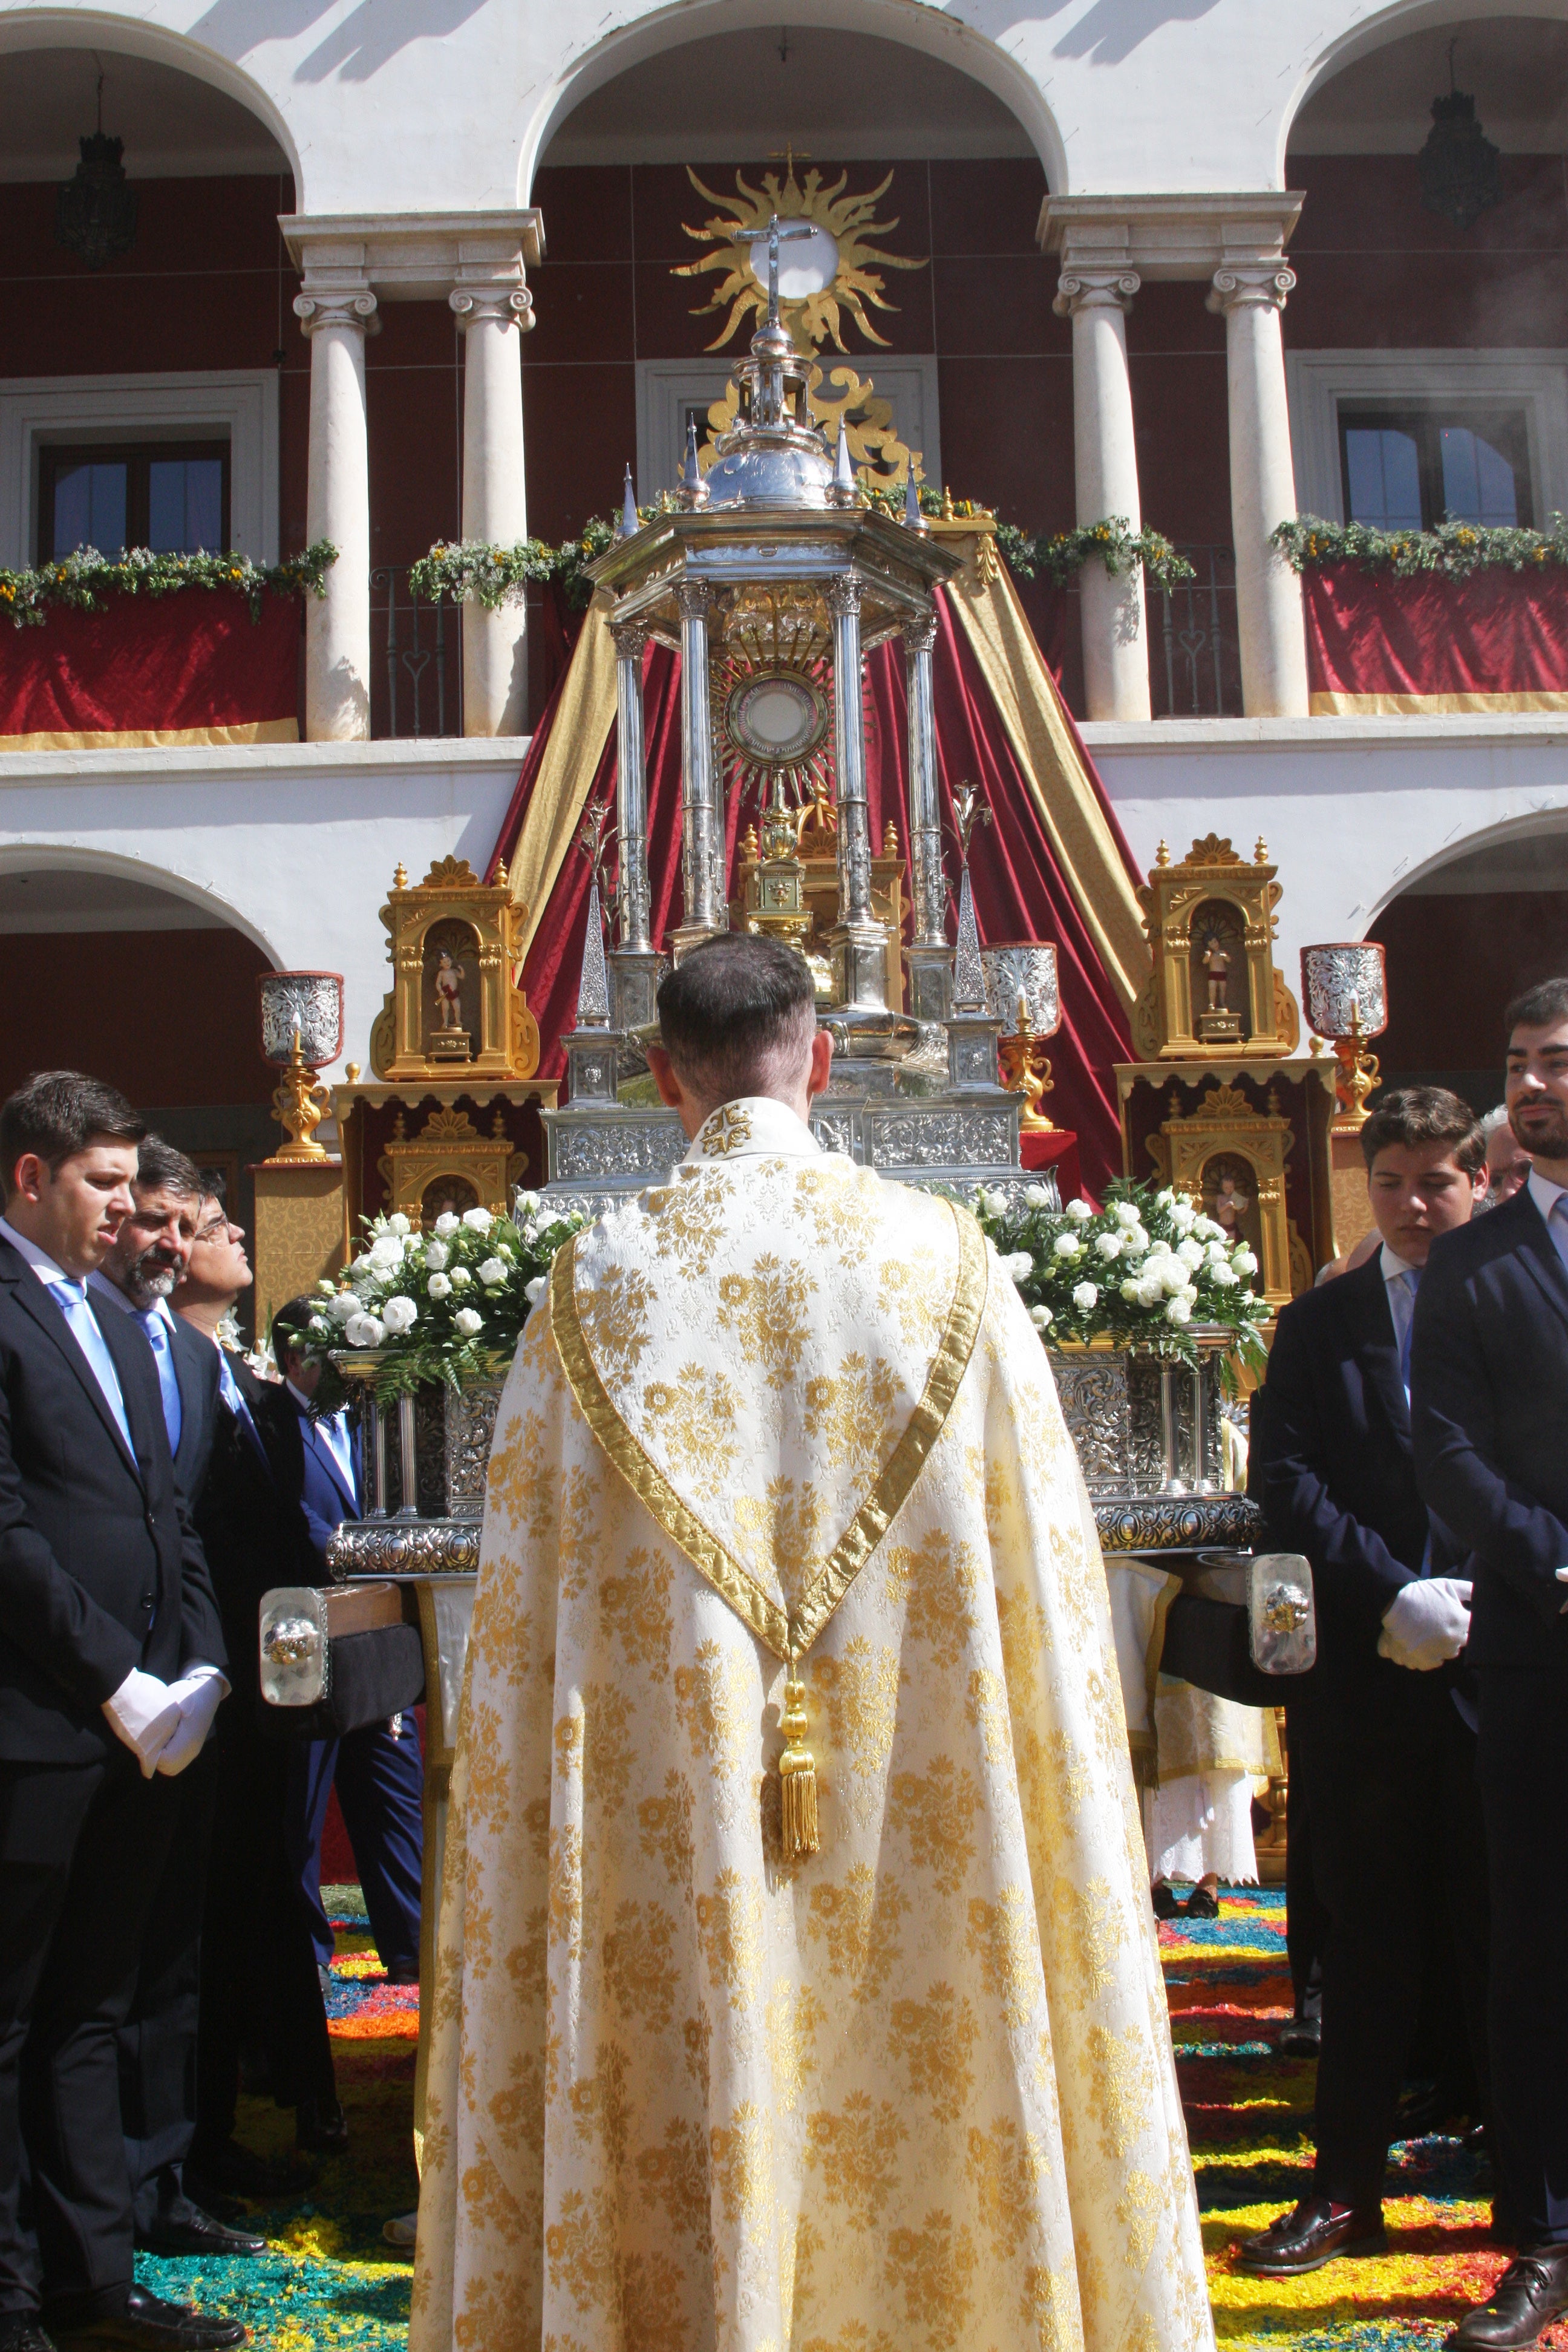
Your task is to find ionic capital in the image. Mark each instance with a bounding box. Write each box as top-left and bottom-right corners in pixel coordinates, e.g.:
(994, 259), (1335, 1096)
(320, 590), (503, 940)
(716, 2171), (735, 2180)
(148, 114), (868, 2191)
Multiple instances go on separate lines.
(1053, 267), (1140, 319)
(449, 284), (535, 334)
(294, 287), (379, 338)
(1207, 263), (1296, 316)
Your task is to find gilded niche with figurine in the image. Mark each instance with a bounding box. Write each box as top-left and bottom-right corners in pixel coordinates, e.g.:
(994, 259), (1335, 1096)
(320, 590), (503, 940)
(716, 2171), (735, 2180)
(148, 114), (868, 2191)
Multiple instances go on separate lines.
(1132, 835), (1301, 1062)
(369, 856), (541, 1083)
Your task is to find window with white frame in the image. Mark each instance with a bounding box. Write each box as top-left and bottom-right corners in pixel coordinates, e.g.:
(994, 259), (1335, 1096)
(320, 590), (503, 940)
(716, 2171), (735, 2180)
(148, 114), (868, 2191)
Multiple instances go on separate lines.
(1286, 351), (1568, 529)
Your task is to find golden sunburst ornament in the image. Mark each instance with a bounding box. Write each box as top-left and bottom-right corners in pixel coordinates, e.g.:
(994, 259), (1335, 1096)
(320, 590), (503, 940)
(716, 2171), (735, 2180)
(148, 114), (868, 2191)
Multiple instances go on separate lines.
(676, 160), (926, 354)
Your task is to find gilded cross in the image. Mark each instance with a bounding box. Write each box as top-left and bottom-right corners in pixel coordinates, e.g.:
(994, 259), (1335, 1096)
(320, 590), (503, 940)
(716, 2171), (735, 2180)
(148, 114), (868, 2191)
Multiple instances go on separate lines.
(760, 211), (815, 318)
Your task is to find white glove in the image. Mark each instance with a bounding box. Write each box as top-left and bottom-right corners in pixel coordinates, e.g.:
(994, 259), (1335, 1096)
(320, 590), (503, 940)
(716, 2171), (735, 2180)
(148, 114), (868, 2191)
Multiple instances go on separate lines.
(102, 1669), (181, 1777)
(1378, 1578), (1473, 1671)
(154, 1664), (230, 1778)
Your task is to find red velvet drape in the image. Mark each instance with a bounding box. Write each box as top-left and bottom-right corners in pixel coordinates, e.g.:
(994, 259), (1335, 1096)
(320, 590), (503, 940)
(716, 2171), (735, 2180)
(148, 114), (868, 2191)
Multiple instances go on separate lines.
(0, 590), (301, 742)
(1304, 561), (1568, 705)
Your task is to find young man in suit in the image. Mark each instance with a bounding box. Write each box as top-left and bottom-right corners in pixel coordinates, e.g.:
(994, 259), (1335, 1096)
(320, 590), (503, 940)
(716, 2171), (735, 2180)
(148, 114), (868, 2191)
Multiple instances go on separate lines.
(1240, 1088), (1488, 2280)
(1414, 981), (1568, 2348)
(92, 1144), (265, 2265)
(0, 1075), (241, 2352)
(269, 1302), (423, 2002)
(169, 1198), (344, 2179)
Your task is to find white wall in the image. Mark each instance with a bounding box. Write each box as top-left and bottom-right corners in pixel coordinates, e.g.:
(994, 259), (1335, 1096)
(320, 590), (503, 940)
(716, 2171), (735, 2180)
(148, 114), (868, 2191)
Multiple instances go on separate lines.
(1085, 711), (1568, 995)
(0, 0), (1515, 211)
(0, 739), (524, 1075)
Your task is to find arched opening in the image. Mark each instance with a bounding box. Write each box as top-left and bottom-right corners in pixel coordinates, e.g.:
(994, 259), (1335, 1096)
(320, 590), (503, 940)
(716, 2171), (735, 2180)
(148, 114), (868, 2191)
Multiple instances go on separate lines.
(1280, 13), (1568, 532)
(1368, 818), (1568, 1111)
(0, 854), (286, 1331)
(521, 8), (1073, 708)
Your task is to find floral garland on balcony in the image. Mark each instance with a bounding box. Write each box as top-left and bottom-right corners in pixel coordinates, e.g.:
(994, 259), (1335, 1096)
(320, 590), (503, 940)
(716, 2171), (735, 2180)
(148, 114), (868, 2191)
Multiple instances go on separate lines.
(965, 1177), (1269, 1370)
(0, 541), (338, 629)
(1272, 512), (1568, 580)
(298, 1195), (589, 1406)
(408, 495), (1193, 614)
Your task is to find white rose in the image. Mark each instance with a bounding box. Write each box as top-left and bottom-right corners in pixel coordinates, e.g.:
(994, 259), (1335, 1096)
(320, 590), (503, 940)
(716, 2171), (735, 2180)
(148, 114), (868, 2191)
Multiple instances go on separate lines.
(426, 1272), (452, 1300)
(1094, 1232), (1122, 1260)
(1114, 1200), (1142, 1229)
(424, 1240), (449, 1271)
(308, 1315), (332, 1338)
(982, 1187), (1009, 1219)
(1160, 1261), (1191, 1296)
(1003, 1251), (1033, 1283)
(516, 1191), (540, 1216)
(1155, 1188), (1176, 1210)
(344, 1312), (385, 1348)
(1071, 1281), (1099, 1312)
(452, 1307), (484, 1338)
(1120, 1278), (1143, 1303)
(1022, 1184), (1052, 1210)
(1192, 1215), (1223, 1241)
(524, 1275), (548, 1307)
(387, 1212), (411, 1236)
(1065, 1199), (1093, 1223)
(1169, 1201), (1197, 1234)
(450, 1267), (472, 1290)
(380, 1296), (418, 1335)
(1029, 1303), (1053, 1330)
(1137, 1279), (1166, 1308)
(1180, 1283), (1200, 1305)
(327, 1290), (361, 1325)
(1127, 1224), (1150, 1254)
(1205, 1240), (1230, 1266)
(1207, 1261), (1238, 1289)
(462, 1207), (494, 1233)
(434, 1212), (459, 1238)
(477, 1256), (509, 1288)
(520, 1221), (541, 1247)
(1177, 1238), (1204, 1270)
(1166, 1296), (1192, 1326)
(368, 1236), (402, 1271)
(1053, 1234), (1081, 1259)
(1232, 1247), (1258, 1276)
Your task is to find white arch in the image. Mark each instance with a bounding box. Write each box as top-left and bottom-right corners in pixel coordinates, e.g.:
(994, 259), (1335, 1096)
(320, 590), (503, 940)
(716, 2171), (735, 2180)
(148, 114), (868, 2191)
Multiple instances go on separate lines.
(0, 5), (304, 200)
(1367, 799), (1568, 927)
(0, 841), (285, 967)
(518, 0), (1067, 204)
(1278, 0), (1568, 180)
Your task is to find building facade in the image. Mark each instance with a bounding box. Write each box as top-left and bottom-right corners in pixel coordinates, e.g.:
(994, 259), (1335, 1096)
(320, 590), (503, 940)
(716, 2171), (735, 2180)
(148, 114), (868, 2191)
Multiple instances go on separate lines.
(2, 0), (1566, 1233)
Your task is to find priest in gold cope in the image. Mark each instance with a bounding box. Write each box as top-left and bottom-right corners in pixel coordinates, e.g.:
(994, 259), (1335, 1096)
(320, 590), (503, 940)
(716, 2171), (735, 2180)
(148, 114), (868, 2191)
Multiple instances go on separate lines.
(413, 934), (1212, 2352)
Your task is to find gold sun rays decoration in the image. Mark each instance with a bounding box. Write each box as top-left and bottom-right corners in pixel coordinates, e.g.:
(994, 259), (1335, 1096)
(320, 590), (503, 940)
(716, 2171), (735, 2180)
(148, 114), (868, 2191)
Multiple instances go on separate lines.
(676, 160), (927, 354)
(712, 586), (837, 822)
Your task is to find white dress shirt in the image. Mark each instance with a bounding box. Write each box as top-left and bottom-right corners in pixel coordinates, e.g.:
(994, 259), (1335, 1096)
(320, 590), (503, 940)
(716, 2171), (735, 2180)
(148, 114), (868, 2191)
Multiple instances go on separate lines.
(1527, 1166), (1568, 1273)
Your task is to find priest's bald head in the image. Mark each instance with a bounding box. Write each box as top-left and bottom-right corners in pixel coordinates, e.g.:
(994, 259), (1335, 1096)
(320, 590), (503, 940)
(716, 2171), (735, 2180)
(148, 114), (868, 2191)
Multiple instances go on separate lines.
(646, 932), (832, 1136)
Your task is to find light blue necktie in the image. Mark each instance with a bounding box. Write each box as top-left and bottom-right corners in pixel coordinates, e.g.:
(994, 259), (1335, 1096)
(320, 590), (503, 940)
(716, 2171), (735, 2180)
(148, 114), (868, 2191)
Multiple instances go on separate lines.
(1551, 1195), (1568, 1275)
(217, 1351), (269, 1469)
(137, 1309), (182, 1457)
(55, 1279), (134, 1456)
(318, 1412), (359, 1514)
(1397, 1267), (1419, 1397)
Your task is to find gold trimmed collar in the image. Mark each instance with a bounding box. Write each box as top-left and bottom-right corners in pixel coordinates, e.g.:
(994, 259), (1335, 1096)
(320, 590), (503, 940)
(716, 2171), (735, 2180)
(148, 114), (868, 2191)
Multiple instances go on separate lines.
(549, 1200), (988, 1664)
(685, 1097), (820, 1166)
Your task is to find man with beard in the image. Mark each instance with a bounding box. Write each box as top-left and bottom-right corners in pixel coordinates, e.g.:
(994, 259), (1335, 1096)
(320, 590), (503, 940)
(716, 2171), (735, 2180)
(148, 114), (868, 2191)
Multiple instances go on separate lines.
(1413, 980), (1568, 2348)
(91, 1145), (264, 2263)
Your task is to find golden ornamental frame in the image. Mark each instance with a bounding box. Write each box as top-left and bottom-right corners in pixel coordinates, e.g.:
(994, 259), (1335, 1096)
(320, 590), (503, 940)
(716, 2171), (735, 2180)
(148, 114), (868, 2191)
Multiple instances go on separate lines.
(1144, 1080), (1302, 1312)
(370, 855), (541, 1084)
(1131, 834), (1302, 1062)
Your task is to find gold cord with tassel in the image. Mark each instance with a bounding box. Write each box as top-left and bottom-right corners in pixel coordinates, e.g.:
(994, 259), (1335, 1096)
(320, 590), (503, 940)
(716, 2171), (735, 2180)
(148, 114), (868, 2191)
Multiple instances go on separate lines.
(778, 1664), (820, 1861)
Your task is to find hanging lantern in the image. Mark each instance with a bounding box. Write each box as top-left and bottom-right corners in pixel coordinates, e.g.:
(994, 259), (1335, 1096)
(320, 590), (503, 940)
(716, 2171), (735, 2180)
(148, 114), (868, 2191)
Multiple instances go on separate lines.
(1417, 46), (1501, 232)
(56, 71), (137, 270)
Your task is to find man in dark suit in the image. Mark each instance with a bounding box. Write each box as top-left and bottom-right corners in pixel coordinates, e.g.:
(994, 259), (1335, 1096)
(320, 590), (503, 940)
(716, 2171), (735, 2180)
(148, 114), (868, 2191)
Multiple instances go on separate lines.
(1413, 981), (1568, 2348)
(91, 1144), (264, 2265)
(1239, 1088), (1488, 2280)
(169, 1199), (344, 2178)
(0, 1073), (242, 2352)
(269, 1302), (423, 1999)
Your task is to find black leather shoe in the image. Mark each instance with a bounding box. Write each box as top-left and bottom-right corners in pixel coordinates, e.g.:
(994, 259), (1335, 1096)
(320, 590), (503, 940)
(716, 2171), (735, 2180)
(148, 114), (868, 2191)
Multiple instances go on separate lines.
(1184, 1884), (1221, 1919)
(138, 2203), (266, 2259)
(51, 2287), (245, 2349)
(295, 2094), (348, 2154)
(1449, 2250), (1568, 2347)
(0, 2318), (58, 2352)
(1151, 1883), (1180, 1920)
(1279, 2014), (1322, 2057)
(1236, 2198), (1386, 2275)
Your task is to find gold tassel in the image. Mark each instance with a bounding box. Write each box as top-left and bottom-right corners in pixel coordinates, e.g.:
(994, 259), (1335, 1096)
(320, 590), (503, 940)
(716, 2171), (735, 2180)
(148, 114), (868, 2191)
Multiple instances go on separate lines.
(779, 1669), (820, 1860)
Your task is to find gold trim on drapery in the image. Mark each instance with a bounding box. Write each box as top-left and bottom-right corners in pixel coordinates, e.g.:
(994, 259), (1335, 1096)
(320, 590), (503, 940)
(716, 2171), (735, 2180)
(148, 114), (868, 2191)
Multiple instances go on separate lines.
(0, 717), (299, 751)
(507, 589), (620, 967)
(549, 1200), (988, 1661)
(1310, 689), (1568, 716)
(943, 563), (1151, 1014)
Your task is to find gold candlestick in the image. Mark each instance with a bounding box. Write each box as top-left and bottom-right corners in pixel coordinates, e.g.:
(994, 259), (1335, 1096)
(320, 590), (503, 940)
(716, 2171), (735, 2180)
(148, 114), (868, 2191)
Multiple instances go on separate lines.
(269, 1030), (332, 1162)
(1330, 1000), (1380, 1132)
(997, 989), (1056, 1131)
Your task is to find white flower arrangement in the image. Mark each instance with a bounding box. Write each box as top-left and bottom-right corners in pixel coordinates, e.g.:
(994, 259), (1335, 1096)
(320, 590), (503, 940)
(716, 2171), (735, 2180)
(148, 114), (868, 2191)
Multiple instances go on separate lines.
(965, 1178), (1268, 1366)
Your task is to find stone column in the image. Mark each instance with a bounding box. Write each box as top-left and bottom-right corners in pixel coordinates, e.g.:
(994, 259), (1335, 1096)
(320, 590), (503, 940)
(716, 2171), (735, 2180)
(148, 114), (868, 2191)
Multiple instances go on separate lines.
(1207, 263), (1309, 717)
(450, 277), (534, 736)
(903, 611), (950, 1024)
(1053, 267), (1151, 724)
(611, 618), (652, 952)
(828, 574), (887, 1011)
(673, 581), (722, 954)
(293, 285), (378, 742)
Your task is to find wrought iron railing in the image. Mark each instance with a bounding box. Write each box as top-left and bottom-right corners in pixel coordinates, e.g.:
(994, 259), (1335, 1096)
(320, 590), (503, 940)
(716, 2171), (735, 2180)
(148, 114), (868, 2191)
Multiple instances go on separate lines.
(1150, 545), (1240, 718)
(370, 567), (462, 740)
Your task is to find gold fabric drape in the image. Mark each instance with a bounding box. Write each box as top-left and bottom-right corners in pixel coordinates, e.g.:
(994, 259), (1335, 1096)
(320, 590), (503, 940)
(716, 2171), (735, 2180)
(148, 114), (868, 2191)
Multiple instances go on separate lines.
(507, 589), (619, 966)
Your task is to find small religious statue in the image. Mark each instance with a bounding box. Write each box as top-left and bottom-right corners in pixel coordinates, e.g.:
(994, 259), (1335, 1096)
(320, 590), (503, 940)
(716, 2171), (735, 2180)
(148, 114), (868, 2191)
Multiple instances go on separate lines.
(1192, 919), (1243, 1044)
(1202, 933), (1232, 1013)
(434, 951), (465, 1030)
(1204, 1167), (1253, 1238)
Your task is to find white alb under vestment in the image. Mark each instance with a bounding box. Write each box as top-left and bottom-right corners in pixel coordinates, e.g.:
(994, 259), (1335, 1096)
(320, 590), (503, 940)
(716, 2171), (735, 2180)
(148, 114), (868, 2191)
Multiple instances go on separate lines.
(413, 1096), (1212, 2352)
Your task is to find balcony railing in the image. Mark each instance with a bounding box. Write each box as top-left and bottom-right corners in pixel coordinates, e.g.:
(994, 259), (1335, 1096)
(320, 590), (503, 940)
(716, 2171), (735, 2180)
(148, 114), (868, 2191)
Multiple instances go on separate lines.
(1150, 546), (1240, 719)
(370, 567), (462, 740)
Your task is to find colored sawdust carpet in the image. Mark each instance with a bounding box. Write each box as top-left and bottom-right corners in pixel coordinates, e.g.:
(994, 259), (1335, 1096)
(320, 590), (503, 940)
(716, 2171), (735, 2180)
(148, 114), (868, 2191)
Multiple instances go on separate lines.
(1170, 1887), (1558, 2350)
(131, 1881), (1547, 2348)
(133, 1890), (417, 2350)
